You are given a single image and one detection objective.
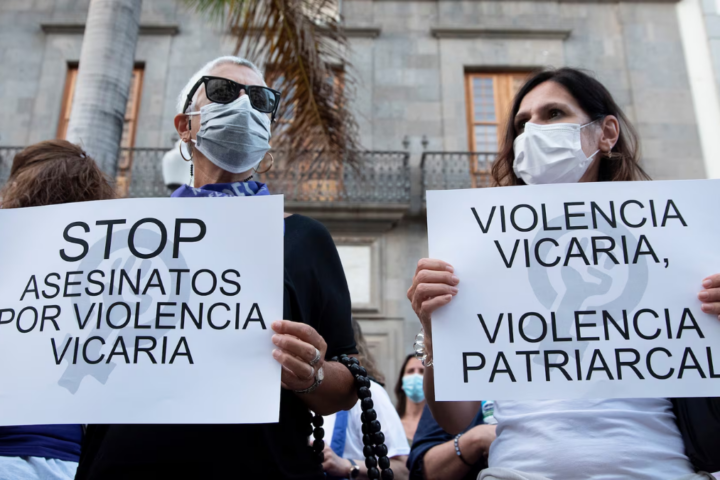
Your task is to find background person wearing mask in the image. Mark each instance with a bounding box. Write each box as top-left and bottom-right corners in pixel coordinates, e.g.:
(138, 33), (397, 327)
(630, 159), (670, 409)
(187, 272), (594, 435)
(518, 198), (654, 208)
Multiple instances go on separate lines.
(321, 320), (409, 480)
(0, 139), (115, 480)
(76, 56), (359, 480)
(394, 355), (425, 445)
(407, 67), (720, 480)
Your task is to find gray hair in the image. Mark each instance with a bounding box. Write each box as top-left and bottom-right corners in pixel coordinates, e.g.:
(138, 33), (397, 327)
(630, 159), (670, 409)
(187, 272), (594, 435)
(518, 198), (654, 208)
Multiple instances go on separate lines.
(176, 56), (266, 114)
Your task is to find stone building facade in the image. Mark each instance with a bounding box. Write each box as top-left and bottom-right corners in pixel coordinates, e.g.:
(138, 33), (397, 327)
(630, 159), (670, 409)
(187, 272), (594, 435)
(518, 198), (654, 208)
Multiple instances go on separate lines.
(1, 0), (718, 399)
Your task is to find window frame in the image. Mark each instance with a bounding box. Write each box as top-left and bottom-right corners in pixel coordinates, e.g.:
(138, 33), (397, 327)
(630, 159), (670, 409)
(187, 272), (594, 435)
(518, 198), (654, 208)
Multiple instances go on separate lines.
(56, 63), (144, 197)
(464, 71), (533, 187)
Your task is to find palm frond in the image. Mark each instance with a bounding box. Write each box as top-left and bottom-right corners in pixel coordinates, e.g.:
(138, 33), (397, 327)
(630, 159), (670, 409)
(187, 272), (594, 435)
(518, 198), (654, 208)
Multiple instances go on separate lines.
(181, 0), (235, 24)
(185, 0), (360, 169)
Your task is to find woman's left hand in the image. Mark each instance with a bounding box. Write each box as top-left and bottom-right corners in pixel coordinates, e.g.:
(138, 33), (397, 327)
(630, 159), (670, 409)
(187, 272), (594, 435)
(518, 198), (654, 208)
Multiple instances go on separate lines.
(271, 320), (327, 391)
(699, 274), (720, 319)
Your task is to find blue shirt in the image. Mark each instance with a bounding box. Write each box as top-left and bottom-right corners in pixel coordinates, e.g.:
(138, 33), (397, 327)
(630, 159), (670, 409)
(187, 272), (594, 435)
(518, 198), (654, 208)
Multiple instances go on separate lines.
(407, 405), (485, 480)
(0, 425), (83, 462)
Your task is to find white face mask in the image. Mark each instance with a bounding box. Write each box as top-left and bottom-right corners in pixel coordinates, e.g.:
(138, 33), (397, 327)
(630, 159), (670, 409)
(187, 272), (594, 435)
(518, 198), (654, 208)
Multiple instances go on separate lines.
(187, 95), (272, 174)
(512, 121), (600, 185)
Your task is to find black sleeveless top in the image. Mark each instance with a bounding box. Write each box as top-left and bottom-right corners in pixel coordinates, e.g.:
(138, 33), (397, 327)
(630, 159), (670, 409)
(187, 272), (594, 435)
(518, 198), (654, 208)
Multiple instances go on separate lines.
(75, 215), (357, 480)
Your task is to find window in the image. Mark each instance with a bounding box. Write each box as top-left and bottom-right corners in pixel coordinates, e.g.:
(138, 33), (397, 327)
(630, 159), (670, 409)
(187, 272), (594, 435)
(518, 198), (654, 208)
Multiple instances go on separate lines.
(335, 237), (381, 313)
(336, 245), (372, 305)
(465, 72), (530, 187)
(56, 65), (79, 141)
(57, 64), (144, 196)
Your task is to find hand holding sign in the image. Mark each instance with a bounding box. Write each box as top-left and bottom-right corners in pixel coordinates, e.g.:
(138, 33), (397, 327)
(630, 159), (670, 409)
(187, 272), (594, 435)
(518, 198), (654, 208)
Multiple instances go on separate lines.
(700, 274), (720, 319)
(271, 320), (327, 391)
(406, 259), (459, 335)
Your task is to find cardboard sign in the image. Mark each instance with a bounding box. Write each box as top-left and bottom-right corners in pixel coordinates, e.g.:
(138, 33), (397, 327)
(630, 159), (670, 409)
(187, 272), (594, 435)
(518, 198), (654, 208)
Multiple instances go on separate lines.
(427, 180), (720, 401)
(0, 196), (283, 425)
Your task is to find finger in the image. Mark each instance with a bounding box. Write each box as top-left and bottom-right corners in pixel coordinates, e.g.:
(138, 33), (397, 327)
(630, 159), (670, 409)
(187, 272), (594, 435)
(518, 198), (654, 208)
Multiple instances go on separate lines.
(702, 274), (720, 289)
(416, 270), (460, 287)
(412, 284), (458, 314)
(272, 334), (318, 364)
(408, 263), (457, 300)
(280, 365), (304, 382)
(700, 302), (720, 316)
(414, 258), (454, 277)
(272, 321), (326, 353)
(272, 348), (315, 380)
(419, 294), (453, 317)
(698, 288), (720, 303)
(280, 366), (312, 391)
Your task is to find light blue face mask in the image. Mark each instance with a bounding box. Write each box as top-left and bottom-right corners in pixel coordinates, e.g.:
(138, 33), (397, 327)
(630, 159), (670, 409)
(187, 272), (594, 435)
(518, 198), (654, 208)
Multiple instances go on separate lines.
(187, 95), (271, 174)
(402, 373), (425, 403)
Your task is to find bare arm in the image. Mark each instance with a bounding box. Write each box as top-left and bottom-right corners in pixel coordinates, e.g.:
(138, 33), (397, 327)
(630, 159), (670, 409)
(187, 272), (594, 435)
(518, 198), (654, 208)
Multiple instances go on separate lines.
(407, 259), (480, 434)
(422, 425), (495, 479)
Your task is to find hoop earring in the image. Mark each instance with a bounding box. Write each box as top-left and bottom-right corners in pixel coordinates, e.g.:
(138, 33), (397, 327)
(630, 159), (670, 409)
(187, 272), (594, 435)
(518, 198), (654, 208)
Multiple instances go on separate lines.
(179, 141), (193, 162)
(254, 152), (274, 174)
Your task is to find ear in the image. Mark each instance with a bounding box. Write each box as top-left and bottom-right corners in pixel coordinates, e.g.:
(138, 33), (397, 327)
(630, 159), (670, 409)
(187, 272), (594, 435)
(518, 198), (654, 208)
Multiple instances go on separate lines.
(598, 115), (620, 153)
(174, 114), (192, 143)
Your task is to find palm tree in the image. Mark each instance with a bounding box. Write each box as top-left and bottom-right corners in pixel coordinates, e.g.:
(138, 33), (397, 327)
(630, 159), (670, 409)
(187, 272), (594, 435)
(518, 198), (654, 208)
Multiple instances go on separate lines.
(185, 0), (359, 161)
(66, 0), (142, 178)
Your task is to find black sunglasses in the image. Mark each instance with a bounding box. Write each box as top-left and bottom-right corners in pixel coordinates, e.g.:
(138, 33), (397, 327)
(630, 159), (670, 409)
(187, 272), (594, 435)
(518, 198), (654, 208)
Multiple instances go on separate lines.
(183, 76), (282, 122)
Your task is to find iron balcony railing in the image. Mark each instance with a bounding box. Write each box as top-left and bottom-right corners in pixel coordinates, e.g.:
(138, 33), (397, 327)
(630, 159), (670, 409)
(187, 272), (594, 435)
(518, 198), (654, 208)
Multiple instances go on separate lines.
(260, 151), (411, 204)
(0, 147), (411, 204)
(420, 151), (496, 193)
(124, 148), (172, 198)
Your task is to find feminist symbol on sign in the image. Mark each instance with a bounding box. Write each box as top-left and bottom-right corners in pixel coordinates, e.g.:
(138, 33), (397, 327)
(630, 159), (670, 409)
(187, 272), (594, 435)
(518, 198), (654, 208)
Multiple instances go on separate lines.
(527, 213), (649, 367)
(57, 228), (190, 394)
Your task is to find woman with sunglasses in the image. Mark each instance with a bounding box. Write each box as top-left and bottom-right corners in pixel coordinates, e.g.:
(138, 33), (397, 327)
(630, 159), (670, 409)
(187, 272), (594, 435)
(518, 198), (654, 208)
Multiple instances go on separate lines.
(407, 68), (720, 480)
(75, 56), (359, 480)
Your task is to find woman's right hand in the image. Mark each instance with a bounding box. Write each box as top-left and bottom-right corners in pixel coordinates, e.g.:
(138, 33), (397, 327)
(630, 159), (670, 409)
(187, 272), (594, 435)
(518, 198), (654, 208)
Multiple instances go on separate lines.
(406, 259), (459, 332)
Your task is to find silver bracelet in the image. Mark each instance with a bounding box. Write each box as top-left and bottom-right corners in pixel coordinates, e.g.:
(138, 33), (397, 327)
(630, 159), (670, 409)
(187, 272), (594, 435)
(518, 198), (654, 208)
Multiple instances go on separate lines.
(413, 329), (433, 367)
(454, 432), (472, 466)
(294, 366), (324, 394)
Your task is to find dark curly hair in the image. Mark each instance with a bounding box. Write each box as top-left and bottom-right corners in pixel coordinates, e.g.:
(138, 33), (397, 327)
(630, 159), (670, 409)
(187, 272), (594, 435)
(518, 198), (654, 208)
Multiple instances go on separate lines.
(1, 140), (115, 208)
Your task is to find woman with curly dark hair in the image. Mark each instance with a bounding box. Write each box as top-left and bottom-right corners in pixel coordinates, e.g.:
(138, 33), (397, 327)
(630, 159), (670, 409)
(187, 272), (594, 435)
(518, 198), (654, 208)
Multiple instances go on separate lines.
(0, 139), (114, 480)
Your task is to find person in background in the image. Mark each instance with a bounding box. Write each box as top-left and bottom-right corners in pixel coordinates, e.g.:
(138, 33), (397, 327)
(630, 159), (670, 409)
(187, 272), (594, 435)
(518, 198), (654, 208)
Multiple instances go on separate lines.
(407, 405), (495, 480)
(0, 139), (115, 479)
(322, 319), (410, 480)
(395, 354), (425, 444)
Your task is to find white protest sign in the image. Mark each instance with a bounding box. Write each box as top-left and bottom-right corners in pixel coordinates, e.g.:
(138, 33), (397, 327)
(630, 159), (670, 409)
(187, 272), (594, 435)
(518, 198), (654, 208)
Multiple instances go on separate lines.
(0, 196), (283, 425)
(427, 180), (720, 401)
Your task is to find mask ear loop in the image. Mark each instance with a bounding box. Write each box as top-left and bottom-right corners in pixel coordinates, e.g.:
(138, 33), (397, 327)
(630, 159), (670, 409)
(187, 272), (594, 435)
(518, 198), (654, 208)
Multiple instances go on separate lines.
(180, 111), (200, 187)
(178, 141), (195, 187)
(581, 118), (605, 161)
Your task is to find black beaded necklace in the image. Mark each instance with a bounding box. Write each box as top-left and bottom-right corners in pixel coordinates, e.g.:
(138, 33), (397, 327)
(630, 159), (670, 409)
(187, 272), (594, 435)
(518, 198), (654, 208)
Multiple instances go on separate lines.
(309, 354), (394, 480)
